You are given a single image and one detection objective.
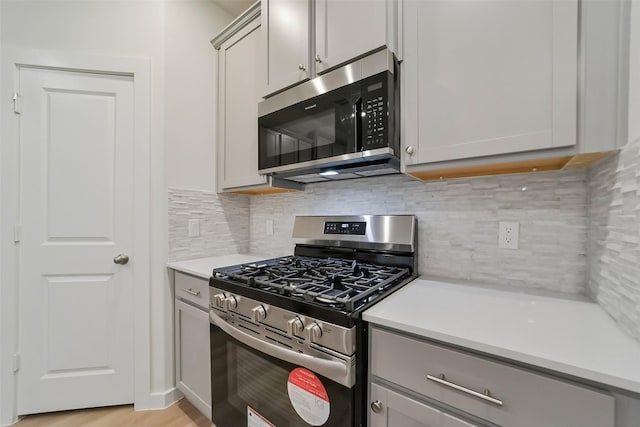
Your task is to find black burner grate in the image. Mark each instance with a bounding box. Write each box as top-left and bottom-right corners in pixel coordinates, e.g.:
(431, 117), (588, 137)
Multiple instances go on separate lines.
(214, 256), (411, 312)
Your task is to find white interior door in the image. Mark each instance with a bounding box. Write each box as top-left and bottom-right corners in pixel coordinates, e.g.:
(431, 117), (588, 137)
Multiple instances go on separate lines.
(17, 66), (135, 415)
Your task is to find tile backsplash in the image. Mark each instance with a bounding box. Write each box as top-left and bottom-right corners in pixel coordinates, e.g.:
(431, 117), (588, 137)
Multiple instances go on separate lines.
(249, 170), (589, 294)
(168, 163), (640, 342)
(167, 187), (249, 262)
(588, 136), (640, 342)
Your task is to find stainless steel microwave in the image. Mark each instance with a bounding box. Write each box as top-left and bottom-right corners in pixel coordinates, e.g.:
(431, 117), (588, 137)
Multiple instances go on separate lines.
(257, 49), (400, 184)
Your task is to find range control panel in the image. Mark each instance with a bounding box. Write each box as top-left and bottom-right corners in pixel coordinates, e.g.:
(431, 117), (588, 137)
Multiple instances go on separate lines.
(324, 221), (367, 235)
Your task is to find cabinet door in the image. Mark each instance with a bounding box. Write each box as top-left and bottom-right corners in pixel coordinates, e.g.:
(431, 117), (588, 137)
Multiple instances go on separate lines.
(370, 383), (478, 427)
(315, 0), (390, 74)
(262, 0), (310, 96)
(217, 18), (267, 190)
(175, 299), (211, 420)
(403, 0), (578, 166)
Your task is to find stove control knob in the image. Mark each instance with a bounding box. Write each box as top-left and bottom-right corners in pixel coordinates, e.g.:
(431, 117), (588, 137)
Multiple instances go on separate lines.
(305, 322), (322, 343)
(213, 293), (226, 309)
(224, 295), (237, 311)
(287, 317), (304, 337)
(251, 305), (267, 323)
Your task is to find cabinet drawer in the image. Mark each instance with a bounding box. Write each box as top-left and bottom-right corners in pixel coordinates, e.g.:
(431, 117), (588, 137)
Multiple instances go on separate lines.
(370, 328), (614, 427)
(371, 383), (478, 427)
(175, 271), (209, 309)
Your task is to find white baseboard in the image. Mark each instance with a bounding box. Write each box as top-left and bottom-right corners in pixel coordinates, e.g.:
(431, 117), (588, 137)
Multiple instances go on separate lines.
(1, 389), (184, 425)
(135, 387), (184, 411)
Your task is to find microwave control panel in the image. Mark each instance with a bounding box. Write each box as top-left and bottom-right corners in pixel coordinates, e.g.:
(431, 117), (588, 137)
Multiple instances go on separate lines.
(364, 80), (388, 150)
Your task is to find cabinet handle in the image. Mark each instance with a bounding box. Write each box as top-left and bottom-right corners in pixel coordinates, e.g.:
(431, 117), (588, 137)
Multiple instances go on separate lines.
(315, 54), (323, 63)
(183, 288), (201, 297)
(405, 145), (414, 155)
(370, 400), (383, 413)
(298, 63), (306, 72)
(426, 374), (503, 407)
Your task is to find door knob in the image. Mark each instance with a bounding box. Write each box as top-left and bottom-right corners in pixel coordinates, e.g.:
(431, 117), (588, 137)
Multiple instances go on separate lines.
(371, 400), (383, 413)
(113, 254), (129, 265)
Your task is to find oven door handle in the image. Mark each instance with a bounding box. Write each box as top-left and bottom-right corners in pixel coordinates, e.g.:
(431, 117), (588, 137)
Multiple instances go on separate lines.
(210, 310), (352, 387)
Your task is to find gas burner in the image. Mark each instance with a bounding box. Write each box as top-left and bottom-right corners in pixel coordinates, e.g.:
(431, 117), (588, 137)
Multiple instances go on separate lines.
(213, 255), (412, 312)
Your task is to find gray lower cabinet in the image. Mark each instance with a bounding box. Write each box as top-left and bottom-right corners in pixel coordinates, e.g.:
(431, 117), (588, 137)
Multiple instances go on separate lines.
(369, 327), (615, 427)
(174, 272), (211, 420)
(371, 383), (477, 427)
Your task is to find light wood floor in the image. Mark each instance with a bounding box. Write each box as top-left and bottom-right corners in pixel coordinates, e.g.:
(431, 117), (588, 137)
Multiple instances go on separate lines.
(14, 398), (213, 427)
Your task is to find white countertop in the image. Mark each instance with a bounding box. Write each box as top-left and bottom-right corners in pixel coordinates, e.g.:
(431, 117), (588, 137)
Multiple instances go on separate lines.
(167, 254), (270, 279)
(363, 278), (640, 395)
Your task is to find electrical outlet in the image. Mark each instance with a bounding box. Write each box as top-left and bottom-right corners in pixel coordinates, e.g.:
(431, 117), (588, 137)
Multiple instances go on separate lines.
(266, 219), (274, 236)
(188, 219), (200, 237)
(498, 221), (519, 249)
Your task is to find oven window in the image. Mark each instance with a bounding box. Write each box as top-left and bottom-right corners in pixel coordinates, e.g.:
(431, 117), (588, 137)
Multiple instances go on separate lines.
(211, 325), (354, 427)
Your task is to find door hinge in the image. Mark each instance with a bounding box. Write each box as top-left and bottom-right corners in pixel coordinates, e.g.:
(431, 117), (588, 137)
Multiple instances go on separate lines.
(12, 92), (20, 114)
(13, 353), (20, 373)
(13, 225), (22, 243)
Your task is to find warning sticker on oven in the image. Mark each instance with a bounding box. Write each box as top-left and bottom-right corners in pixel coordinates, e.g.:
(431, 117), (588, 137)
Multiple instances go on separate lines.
(287, 367), (330, 426)
(248, 406), (276, 427)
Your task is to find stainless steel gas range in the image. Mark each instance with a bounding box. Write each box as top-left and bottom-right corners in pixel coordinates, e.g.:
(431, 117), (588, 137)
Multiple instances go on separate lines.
(209, 215), (417, 427)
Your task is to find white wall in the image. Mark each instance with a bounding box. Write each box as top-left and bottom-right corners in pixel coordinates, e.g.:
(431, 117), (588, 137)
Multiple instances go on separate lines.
(586, 0), (640, 344)
(0, 0), (233, 423)
(162, 0), (233, 393)
(0, 3), (3, 425)
(629, 0), (640, 144)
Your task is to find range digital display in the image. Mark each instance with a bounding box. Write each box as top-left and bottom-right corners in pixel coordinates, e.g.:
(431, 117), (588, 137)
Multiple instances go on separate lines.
(323, 222), (366, 235)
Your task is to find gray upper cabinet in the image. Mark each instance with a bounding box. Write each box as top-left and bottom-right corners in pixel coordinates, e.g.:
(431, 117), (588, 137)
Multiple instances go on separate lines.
(314, 0), (395, 74)
(214, 4), (302, 194)
(262, 0), (397, 97)
(402, 0), (578, 167)
(262, 0), (310, 96)
(217, 15), (267, 191)
(402, 0), (631, 181)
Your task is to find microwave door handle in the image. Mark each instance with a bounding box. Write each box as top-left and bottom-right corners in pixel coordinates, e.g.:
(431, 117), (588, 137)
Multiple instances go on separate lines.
(210, 310), (351, 386)
(353, 97), (363, 152)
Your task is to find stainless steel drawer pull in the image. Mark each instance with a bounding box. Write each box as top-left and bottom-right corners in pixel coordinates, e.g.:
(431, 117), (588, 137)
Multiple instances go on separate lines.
(426, 374), (503, 407)
(183, 288), (201, 297)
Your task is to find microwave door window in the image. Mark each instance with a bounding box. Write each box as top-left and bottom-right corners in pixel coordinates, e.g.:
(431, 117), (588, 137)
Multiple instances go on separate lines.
(334, 99), (357, 156)
(264, 130), (279, 168)
(279, 134), (299, 165)
(298, 137), (313, 162)
(273, 109), (338, 166)
(259, 87), (359, 169)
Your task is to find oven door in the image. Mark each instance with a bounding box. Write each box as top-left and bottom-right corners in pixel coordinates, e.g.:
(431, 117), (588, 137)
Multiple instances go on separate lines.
(210, 312), (355, 427)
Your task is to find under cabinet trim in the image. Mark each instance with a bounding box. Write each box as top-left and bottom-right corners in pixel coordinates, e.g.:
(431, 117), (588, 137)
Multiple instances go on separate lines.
(407, 151), (613, 182)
